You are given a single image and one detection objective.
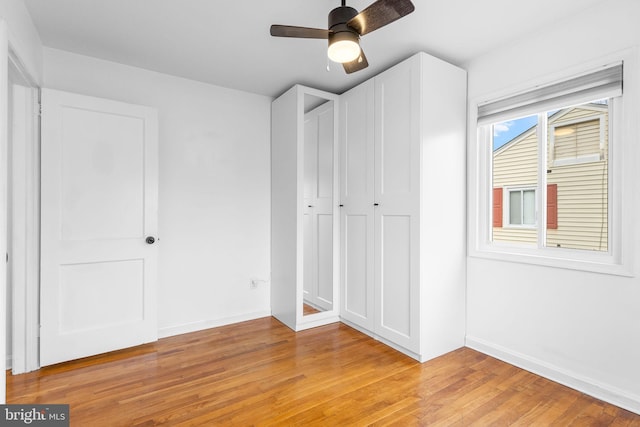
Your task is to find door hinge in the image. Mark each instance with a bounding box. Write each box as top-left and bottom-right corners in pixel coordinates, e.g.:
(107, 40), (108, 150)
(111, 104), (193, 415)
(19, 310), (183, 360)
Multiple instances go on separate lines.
(5, 253), (8, 263)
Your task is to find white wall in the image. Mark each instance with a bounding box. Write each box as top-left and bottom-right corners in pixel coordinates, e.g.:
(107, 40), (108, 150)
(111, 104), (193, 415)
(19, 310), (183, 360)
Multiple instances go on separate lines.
(43, 48), (272, 337)
(465, 0), (640, 413)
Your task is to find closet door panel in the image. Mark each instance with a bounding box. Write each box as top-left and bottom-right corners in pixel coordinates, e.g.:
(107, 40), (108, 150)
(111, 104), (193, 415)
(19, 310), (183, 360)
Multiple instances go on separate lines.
(375, 60), (415, 200)
(379, 214), (411, 337)
(341, 81), (374, 201)
(342, 214), (372, 326)
(375, 204), (419, 352)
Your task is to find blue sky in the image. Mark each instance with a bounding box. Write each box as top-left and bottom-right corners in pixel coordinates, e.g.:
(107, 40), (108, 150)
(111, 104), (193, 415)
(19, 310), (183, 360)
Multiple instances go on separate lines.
(493, 115), (538, 150)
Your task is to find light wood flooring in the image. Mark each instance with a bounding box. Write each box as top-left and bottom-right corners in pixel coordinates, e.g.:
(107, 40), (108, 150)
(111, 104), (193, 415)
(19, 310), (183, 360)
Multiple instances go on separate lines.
(7, 317), (640, 426)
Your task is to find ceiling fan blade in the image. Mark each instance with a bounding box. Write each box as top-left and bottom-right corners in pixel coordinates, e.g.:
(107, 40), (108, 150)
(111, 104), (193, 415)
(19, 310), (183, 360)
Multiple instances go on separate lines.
(270, 25), (330, 39)
(347, 0), (415, 36)
(343, 49), (369, 74)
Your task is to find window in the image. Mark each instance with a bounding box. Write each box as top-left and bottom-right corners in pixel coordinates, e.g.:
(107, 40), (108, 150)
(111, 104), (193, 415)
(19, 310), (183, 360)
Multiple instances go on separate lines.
(550, 114), (605, 166)
(489, 100), (609, 250)
(507, 188), (536, 227)
(471, 61), (633, 275)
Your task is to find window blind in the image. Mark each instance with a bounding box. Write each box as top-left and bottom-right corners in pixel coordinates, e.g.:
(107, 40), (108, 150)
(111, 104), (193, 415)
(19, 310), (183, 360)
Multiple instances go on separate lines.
(477, 63), (623, 125)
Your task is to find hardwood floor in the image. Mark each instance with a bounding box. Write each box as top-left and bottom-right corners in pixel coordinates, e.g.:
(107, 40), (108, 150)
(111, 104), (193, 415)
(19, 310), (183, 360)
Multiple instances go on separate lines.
(7, 317), (640, 426)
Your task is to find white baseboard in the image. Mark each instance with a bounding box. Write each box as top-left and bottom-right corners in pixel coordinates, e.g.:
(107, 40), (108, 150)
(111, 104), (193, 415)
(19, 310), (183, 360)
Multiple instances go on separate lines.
(466, 336), (640, 415)
(5, 355), (11, 371)
(158, 310), (272, 339)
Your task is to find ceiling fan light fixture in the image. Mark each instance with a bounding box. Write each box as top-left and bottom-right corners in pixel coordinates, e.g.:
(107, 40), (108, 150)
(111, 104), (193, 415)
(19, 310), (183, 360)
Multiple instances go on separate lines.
(270, 0), (415, 73)
(328, 31), (360, 63)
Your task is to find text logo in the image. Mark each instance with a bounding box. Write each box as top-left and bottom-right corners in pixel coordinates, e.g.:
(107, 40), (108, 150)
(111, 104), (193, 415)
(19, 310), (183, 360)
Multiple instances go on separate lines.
(1, 405), (69, 426)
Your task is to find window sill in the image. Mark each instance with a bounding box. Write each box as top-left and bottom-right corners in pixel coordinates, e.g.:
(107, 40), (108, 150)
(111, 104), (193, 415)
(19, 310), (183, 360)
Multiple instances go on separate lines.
(469, 244), (633, 277)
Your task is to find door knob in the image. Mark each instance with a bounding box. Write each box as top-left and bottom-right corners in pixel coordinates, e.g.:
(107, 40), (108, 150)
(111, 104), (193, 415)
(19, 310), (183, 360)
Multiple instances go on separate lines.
(146, 236), (156, 245)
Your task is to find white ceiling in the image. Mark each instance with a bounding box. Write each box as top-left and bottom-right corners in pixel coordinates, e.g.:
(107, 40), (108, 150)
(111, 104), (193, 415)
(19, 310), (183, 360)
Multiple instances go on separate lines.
(24, 0), (609, 98)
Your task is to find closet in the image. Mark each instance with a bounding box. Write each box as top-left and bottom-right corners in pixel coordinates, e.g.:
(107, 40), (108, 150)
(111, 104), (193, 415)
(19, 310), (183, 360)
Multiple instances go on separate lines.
(272, 52), (466, 362)
(339, 52), (466, 361)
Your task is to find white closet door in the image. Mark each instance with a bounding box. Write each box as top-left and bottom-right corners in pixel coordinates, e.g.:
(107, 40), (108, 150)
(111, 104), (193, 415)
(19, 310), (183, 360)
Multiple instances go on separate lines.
(40, 89), (158, 366)
(374, 56), (421, 352)
(340, 80), (375, 331)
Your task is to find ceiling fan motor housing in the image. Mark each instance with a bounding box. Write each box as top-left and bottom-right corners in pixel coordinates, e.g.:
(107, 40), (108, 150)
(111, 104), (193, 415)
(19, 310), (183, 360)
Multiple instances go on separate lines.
(328, 6), (360, 45)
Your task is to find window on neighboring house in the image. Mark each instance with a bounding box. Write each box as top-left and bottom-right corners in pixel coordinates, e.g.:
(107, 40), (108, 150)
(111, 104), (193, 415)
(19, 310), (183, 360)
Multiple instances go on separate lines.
(550, 114), (605, 166)
(507, 188), (536, 227)
(472, 61), (631, 274)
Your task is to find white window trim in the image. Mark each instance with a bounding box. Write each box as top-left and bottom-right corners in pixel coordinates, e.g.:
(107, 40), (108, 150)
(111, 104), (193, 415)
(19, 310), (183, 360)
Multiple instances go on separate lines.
(468, 51), (637, 277)
(550, 113), (605, 167)
(503, 186), (537, 229)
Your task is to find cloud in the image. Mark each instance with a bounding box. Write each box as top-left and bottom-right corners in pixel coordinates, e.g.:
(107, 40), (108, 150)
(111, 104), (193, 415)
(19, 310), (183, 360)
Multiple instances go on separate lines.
(493, 121), (514, 137)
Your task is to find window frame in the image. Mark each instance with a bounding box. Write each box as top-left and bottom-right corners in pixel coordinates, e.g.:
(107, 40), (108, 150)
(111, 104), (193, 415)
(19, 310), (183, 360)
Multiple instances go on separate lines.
(503, 186), (537, 229)
(468, 54), (636, 277)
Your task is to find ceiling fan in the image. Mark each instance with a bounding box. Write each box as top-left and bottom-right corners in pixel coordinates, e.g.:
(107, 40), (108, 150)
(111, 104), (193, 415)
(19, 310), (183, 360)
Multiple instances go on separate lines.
(270, 0), (415, 74)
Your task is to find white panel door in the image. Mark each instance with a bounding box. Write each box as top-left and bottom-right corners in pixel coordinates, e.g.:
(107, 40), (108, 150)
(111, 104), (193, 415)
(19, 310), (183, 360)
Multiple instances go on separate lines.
(374, 57), (420, 352)
(340, 80), (375, 330)
(40, 89), (158, 366)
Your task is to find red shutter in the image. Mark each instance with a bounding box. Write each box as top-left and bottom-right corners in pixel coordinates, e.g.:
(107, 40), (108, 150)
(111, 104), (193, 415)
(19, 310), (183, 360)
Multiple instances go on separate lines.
(547, 184), (558, 229)
(492, 188), (503, 228)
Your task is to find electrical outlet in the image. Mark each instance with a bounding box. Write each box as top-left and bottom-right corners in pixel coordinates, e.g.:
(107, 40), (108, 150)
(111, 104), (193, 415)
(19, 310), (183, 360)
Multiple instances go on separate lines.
(250, 277), (270, 289)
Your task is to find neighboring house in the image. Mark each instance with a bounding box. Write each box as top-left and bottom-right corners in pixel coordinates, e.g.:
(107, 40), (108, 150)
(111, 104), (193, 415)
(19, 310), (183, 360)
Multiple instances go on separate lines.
(492, 103), (608, 251)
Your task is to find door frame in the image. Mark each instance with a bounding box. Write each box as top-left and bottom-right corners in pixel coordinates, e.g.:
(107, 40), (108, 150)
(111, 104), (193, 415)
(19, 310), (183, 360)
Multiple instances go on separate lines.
(1, 19), (41, 404)
(8, 49), (40, 374)
(1, 18), (8, 404)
